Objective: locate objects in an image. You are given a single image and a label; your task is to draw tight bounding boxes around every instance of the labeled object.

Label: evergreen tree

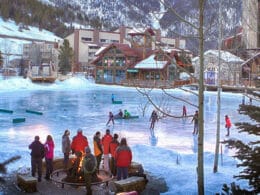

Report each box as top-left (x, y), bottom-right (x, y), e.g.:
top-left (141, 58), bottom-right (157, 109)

top-left (58, 39), bottom-right (74, 75)
top-left (222, 91), bottom-right (260, 193)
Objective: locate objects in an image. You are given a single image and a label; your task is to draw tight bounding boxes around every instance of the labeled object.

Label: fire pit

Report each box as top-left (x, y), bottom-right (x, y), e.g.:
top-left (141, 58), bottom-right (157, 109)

top-left (51, 169), bottom-right (113, 188)
top-left (50, 152), bottom-right (113, 188)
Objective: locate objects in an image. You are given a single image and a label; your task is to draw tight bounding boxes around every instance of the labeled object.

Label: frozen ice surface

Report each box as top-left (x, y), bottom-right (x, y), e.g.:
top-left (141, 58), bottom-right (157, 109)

top-left (0, 76), bottom-right (257, 194)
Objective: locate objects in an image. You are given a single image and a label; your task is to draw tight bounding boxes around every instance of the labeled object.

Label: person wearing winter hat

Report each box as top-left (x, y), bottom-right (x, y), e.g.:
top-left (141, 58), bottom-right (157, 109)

top-left (101, 129), bottom-right (112, 173)
top-left (93, 131), bottom-right (103, 173)
top-left (82, 146), bottom-right (97, 195)
top-left (71, 128), bottom-right (88, 154)
top-left (225, 115), bottom-right (232, 136)
top-left (109, 133), bottom-right (119, 176)
top-left (62, 129), bottom-right (71, 169)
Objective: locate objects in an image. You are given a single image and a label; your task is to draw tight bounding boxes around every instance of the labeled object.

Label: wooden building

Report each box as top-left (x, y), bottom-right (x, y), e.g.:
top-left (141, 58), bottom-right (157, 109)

top-left (192, 50), bottom-right (244, 86)
top-left (91, 28), bottom-right (193, 88)
top-left (241, 52), bottom-right (260, 87)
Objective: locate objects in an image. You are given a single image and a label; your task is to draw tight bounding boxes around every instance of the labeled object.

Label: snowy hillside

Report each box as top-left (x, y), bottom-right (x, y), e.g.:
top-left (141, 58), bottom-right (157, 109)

top-left (0, 17), bottom-right (61, 60)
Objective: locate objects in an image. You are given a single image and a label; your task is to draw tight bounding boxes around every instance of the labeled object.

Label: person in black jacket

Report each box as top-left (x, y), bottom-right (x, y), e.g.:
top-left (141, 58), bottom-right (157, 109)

top-left (29, 135), bottom-right (45, 182)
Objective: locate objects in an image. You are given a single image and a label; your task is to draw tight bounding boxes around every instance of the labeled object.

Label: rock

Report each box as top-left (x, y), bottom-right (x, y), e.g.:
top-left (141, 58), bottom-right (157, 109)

top-left (140, 172), bottom-right (168, 195)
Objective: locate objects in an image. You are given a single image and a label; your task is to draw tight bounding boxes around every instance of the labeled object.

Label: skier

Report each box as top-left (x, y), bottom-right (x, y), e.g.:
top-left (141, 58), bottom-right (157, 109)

top-left (106, 111), bottom-right (114, 126)
top-left (150, 110), bottom-right (158, 136)
top-left (191, 111), bottom-right (199, 135)
top-left (182, 105), bottom-right (187, 117)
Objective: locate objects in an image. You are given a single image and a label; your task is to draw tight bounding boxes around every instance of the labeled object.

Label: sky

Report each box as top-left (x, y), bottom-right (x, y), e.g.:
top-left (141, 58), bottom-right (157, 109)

top-left (0, 76), bottom-right (257, 195)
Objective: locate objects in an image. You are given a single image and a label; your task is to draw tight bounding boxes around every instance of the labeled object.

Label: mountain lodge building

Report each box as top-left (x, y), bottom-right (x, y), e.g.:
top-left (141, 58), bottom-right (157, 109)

top-left (91, 28), bottom-right (193, 88)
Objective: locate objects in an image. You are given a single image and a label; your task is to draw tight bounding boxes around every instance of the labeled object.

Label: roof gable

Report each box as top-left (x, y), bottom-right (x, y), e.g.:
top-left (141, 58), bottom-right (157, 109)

top-left (135, 54), bottom-right (168, 69)
top-left (192, 50), bottom-right (244, 63)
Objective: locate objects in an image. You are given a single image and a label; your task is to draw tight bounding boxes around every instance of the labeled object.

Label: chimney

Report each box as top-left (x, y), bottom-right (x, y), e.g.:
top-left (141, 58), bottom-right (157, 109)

top-left (119, 26), bottom-right (126, 43)
top-left (93, 29), bottom-right (99, 44)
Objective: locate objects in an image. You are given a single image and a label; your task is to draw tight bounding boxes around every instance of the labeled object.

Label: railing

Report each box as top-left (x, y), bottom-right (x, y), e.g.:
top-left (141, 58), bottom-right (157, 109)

top-left (120, 79), bottom-right (193, 89)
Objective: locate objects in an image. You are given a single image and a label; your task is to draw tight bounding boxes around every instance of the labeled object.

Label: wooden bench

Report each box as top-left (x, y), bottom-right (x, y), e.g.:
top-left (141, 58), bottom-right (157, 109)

top-left (17, 175), bottom-right (37, 193)
top-left (114, 176), bottom-right (146, 193)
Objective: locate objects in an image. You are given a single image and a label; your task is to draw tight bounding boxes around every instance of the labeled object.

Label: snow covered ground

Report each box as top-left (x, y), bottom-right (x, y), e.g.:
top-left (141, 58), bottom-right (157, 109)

top-left (0, 76), bottom-right (257, 194)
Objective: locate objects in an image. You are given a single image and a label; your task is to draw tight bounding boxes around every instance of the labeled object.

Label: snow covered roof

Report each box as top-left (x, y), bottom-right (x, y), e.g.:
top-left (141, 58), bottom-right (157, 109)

top-left (205, 50), bottom-right (244, 63)
top-left (135, 54), bottom-right (168, 69)
top-left (192, 50), bottom-right (244, 63)
top-left (128, 28), bottom-right (155, 36)
top-left (95, 46), bottom-right (106, 56)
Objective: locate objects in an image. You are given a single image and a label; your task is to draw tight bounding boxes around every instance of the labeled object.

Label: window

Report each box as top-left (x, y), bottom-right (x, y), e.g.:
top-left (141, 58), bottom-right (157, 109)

top-left (88, 52), bottom-right (95, 57)
top-left (89, 46), bottom-right (99, 49)
top-left (100, 39), bottom-right (108, 43)
top-left (115, 70), bottom-right (125, 83)
top-left (81, 37), bottom-right (92, 42)
top-left (111, 40), bottom-right (119, 43)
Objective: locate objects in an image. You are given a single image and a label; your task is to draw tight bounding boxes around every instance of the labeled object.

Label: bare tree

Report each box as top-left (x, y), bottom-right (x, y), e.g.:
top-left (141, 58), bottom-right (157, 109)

top-left (124, 0), bottom-right (206, 193)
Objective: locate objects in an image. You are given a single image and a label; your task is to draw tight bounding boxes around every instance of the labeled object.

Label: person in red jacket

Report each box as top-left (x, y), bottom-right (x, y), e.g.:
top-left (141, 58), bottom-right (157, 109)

top-left (115, 137), bottom-right (132, 180)
top-left (109, 133), bottom-right (119, 176)
top-left (102, 129), bottom-right (113, 173)
top-left (71, 129), bottom-right (88, 154)
top-left (225, 115), bottom-right (232, 136)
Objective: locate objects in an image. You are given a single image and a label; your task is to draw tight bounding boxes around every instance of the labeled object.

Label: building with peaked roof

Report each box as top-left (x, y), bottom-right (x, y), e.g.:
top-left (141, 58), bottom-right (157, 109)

top-left (91, 28), bottom-right (193, 88)
top-left (192, 50), bottom-right (244, 86)
top-left (64, 26), bottom-right (186, 75)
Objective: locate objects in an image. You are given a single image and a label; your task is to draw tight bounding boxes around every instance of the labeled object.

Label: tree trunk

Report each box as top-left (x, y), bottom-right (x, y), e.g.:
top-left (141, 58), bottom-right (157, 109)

top-left (213, 0), bottom-right (222, 173)
top-left (198, 0), bottom-right (205, 194)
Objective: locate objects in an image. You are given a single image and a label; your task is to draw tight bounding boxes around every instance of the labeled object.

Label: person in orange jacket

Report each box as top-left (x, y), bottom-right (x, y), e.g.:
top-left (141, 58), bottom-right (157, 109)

top-left (115, 137), bottom-right (132, 180)
top-left (101, 129), bottom-right (113, 173)
top-left (71, 129), bottom-right (88, 154)
top-left (225, 115), bottom-right (232, 136)
top-left (93, 131), bottom-right (103, 173)
top-left (109, 133), bottom-right (119, 176)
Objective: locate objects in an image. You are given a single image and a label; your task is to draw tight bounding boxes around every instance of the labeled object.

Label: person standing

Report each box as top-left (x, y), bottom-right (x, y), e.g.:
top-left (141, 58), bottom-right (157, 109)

top-left (102, 129), bottom-right (113, 173)
top-left (150, 110), bottom-right (158, 130)
top-left (29, 135), bottom-right (45, 182)
top-left (106, 111), bottom-right (114, 126)
top-left (115, 138), bottom-right (132, 180)
top-left (62, 129), bottom-right (71, 170)
top-left (111, 94), bottom-right (115, 102)
top-left (109, 133), bottom-right (119, 176)
top-left (182, 105), bottom-right (187, 117)
top-left (44, 135), bottom-right (54, 180)
top-left (82, 146), bottom-right (97, 195)
top-left (191, 110), bottom-right (199, 135)
top-left (71, 129), bottom-right (89, 154)
top-left (93, 131), bottom-right (103, 173)
top-left (225, 115), bottom-right (232, 136)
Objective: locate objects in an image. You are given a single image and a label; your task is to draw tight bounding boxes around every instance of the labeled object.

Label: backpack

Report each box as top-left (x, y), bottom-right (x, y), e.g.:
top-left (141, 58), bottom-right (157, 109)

top-left (83, 154), bottom-right (97, 173)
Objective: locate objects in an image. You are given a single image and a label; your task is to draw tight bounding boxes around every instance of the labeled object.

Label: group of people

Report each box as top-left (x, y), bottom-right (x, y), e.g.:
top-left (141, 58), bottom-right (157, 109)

top-left (29, 128), bottom-right (132, 195)
top-left (28, 135), bottom-right (54, 182)
top-left (106, 109), bottom-right (132, 126)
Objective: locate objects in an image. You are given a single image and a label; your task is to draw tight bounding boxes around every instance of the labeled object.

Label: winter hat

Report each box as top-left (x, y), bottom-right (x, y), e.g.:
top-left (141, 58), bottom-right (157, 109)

top-left (77, 128), bottom-right (83, 133)
top-left (113, 133), bottom-right (118, 139)
top-left (65, 130), bottom-right (70, 135)
top-left (85, 146), bottom-right (91, 153)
